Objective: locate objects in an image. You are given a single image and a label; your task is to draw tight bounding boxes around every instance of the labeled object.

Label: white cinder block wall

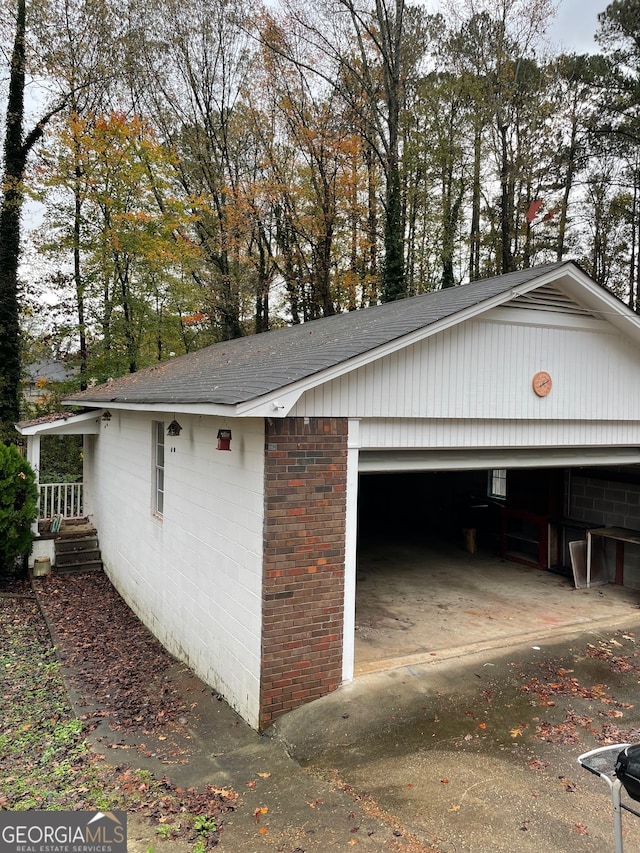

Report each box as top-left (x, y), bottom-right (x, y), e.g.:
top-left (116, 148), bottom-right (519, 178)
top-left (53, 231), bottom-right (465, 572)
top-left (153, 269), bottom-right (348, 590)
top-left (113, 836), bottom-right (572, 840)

top-left (85, 411), bottom-right (265, 726)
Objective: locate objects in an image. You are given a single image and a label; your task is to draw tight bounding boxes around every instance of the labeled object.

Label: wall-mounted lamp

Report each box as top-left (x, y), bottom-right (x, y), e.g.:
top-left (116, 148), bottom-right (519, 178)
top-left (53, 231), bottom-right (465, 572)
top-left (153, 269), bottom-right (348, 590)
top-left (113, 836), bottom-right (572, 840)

top-left (167, 419), bottom-right (183, 437)
top-left (217, 428), bottom-right (232, 451)
top-left (102, 410), bottom-right (112, 422)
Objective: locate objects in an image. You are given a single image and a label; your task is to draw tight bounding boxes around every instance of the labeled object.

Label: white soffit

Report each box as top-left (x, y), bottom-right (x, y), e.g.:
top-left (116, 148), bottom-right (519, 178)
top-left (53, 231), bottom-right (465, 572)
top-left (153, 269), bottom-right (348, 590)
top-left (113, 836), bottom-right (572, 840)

top-left (358, 448), bottom-right (640, 473)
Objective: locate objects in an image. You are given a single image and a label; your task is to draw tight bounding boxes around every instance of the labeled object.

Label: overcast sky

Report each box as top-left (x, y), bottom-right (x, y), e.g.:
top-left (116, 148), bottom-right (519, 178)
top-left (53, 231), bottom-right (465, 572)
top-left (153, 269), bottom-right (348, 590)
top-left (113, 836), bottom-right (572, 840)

top-left (548, 0), bottom-right (605, 54)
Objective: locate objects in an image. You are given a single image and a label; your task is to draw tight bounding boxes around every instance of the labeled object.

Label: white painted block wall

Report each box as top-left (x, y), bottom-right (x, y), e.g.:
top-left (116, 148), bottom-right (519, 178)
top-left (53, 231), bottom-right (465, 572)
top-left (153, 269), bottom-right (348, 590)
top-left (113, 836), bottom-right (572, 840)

top-left (84, 411), bottom-right (265, 727)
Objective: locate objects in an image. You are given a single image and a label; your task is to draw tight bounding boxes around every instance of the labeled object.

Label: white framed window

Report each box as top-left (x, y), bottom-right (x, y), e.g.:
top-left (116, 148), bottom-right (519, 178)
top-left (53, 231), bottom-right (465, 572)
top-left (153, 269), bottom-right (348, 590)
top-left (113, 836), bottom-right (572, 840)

top-left (488, 468), bottom-right (507, 500)
top-left (153, 421), bottom-right (165, 516)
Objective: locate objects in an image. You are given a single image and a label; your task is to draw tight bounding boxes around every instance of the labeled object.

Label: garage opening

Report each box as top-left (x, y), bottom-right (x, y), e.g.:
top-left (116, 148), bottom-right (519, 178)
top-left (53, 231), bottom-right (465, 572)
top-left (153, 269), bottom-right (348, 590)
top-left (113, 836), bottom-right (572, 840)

top-left (354, 466), bottom-right (640, 674)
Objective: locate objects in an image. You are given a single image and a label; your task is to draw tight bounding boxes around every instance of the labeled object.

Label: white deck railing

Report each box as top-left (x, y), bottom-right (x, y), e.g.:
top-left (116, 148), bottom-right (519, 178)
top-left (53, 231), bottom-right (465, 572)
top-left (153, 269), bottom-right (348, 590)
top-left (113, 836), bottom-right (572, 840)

top-left (39, 483), bottom-right (84, 520)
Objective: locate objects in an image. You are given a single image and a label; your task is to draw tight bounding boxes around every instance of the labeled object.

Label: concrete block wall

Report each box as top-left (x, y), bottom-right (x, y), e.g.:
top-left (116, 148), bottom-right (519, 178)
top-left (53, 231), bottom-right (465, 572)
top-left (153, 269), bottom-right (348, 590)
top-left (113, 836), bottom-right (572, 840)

top-left (260, 417), bottom-right (348, 729)
top-left (569, 472), bottom-right (640, 589)
top-left (87, 411), bottom-right (265, 727)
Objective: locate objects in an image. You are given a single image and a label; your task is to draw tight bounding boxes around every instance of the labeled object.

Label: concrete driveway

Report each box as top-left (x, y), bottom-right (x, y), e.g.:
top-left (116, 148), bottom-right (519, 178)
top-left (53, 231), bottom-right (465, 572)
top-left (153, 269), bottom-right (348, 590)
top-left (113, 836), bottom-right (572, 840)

top-left (274, 617), bottom-right (640, 853)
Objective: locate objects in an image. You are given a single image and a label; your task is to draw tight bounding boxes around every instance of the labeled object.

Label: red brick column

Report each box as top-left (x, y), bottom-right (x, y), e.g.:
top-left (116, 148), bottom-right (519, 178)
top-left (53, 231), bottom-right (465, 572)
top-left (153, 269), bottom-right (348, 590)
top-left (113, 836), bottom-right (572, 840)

top-left (260, 417), bottom-right (348, 729)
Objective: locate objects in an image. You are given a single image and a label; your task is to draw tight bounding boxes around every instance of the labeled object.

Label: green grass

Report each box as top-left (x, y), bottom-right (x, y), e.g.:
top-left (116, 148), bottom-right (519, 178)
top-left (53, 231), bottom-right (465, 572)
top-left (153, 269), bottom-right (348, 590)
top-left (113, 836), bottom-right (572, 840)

top-left (0, 594), bottom-right (229, 849)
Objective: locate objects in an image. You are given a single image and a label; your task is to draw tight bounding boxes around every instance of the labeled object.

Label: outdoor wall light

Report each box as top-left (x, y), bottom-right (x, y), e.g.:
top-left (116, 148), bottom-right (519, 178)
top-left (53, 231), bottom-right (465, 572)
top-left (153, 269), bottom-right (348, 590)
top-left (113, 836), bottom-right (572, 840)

top-left (101, 410), bottom-right (112, 422)
top-left (217, 428), bottom-right (232, 451)
top-left (167, 419), bottom-right (183, 437)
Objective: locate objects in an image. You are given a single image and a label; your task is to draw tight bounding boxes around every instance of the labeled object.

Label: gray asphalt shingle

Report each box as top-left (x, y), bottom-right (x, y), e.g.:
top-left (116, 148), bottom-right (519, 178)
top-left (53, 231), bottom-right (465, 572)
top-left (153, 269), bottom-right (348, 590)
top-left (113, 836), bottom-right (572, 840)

top-left (66, 262), bottom-right (568, 407)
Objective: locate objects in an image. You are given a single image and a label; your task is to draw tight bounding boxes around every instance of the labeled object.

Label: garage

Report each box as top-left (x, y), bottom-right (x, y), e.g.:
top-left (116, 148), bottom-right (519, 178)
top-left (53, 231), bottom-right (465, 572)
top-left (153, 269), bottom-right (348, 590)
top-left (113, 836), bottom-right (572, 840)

top-left (28, 259), bottom-right (640, 728)
top-left (354, 462), bottom-right (640, 674)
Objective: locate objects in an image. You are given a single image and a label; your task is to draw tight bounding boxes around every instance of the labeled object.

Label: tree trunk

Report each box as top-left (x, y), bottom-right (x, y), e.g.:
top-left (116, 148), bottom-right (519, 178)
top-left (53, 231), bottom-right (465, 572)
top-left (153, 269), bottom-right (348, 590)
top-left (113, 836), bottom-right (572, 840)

top-left (0, 0), bottom-right (28, 436)
top-left (556, 118), bottom-right (578, 262)
top-left (378, 0), bottom-right (405, 302)
top-left (469, 127), bottom-right (482, 281)
top-left (73, 161), bottom-right (88, 389)
top-left (499, 122), bottom-right (513, 274)
top-left (0, 0), bottom-right (67, 435)
top-left (366, 146), bottom-right (379, 305)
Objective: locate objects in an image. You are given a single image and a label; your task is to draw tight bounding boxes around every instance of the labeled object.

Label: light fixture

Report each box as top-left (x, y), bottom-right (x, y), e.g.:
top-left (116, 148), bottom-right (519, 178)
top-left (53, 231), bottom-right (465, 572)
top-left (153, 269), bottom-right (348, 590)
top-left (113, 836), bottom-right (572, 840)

top-left (167, 419), bottom-right (182, 437)
top-left (102, 410), bottom-right (112, 422)
top-left (217, 428), bottom-right (232, 451)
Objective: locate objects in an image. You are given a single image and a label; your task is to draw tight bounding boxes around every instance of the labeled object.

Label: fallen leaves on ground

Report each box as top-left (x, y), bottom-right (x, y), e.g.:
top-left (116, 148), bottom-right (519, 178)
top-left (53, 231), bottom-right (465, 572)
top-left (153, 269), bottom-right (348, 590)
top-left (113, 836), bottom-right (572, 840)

top-left (519, 639), bottom-right (640, 747)
top-left (35, 573), bottom-right (187, 734)
top-left (0, 575), bottom-right (237, 850)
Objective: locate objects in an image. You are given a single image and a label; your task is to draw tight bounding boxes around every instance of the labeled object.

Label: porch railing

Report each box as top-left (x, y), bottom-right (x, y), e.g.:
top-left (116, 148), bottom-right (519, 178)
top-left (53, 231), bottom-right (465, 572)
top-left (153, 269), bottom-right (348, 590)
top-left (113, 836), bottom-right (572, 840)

top-left (38, 483), bottom-right (85, 520)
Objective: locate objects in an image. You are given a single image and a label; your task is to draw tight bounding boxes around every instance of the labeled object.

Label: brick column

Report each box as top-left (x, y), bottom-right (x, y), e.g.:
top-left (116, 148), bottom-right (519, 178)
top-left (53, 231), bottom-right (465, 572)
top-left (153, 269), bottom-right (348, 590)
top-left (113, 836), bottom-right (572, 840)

top-left (260, 417), bottom-right (348, 729)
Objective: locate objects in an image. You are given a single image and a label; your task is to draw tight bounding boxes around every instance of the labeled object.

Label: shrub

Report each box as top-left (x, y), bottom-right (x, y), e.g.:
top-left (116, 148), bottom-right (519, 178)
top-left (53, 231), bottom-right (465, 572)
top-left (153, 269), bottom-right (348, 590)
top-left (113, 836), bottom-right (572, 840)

top-left (0, 443), bottom-right (39, 575)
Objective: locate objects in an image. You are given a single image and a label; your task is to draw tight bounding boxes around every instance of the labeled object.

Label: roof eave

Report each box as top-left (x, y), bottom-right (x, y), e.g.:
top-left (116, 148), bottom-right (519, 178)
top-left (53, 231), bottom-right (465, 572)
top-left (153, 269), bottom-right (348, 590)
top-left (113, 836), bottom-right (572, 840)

top-left (61, 399), bottom-right (242, 417)
top-left (16, 409), bottom-right (103, 436)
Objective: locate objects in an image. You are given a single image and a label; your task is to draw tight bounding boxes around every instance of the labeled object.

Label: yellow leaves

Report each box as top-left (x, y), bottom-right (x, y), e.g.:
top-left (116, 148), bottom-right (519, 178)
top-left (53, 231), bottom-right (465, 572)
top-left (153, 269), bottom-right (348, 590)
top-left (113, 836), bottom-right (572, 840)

top-left (253, 806), bottom-right (269, 823)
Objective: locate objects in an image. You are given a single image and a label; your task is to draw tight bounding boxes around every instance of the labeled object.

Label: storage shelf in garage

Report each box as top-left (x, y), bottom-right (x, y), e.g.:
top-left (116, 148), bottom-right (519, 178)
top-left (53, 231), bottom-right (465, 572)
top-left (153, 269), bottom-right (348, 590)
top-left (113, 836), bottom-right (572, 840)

top-left (500, 509), bottom-right (549, 569)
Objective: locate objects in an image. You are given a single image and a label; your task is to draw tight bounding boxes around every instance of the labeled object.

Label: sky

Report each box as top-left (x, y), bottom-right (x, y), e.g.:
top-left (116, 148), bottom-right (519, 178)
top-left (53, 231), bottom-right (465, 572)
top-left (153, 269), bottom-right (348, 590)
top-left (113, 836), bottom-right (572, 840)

top-left (548, 0), bottom-right (605, 54)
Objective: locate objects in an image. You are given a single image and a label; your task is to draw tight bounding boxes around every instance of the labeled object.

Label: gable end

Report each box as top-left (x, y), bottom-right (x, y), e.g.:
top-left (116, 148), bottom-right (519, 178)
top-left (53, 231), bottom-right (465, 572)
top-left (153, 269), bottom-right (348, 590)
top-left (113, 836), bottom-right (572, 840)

top-left (511, 284), bottom-right (593, 316)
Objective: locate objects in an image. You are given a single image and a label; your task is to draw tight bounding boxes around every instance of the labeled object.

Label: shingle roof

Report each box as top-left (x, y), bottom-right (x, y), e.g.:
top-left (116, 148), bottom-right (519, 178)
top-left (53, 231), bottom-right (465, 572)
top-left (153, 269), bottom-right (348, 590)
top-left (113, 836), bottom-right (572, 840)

top-left (66, 263), bottom-right (568, 406)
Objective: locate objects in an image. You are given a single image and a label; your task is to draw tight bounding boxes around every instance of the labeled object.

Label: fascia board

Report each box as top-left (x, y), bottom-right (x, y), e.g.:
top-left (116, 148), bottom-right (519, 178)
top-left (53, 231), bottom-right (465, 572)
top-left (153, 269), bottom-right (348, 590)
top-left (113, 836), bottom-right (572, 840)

top-left (61, 400), bottom-right (240, 418)
top-left (16, 411), bottom-right (102, 436)
top-left (557, 267), bottom-right (640, 341)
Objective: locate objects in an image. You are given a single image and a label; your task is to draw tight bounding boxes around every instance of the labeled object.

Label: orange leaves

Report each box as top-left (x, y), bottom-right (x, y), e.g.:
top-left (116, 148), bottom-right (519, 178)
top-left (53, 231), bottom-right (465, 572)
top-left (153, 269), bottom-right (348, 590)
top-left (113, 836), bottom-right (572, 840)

top-left (181, 312), bottom-right (209, 326)
top-left (253, 806), bottom-right (269, 836)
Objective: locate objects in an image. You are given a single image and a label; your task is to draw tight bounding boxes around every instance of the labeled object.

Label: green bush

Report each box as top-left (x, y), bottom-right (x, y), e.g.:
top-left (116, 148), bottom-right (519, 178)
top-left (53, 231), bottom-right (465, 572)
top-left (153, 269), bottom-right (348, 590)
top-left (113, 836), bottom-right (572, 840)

top-left (0, 444), bottom-right (38, 575)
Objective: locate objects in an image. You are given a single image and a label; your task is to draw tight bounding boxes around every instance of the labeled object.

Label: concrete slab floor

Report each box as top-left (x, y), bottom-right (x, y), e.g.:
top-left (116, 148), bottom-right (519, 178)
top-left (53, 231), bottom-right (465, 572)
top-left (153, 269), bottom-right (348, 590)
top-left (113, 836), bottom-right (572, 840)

top-left (355, 538), bottom-right (640, 674)
top-left (273, 624), bottom-right (640, 853)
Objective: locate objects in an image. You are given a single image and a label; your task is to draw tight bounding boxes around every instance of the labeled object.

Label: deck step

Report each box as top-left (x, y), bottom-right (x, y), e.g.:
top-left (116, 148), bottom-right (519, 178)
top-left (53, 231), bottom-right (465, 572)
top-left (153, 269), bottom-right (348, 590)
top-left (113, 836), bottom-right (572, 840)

top-left (55, 560), bottom-right (104, 574)
top-left (54, 529), bottom-right (103, 574)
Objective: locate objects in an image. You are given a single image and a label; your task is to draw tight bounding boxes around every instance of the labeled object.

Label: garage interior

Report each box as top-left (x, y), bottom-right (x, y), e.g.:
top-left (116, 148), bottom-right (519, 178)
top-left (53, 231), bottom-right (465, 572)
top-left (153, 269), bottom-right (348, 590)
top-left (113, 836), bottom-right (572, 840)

top-left (354, 466), bottom-right (640, 674)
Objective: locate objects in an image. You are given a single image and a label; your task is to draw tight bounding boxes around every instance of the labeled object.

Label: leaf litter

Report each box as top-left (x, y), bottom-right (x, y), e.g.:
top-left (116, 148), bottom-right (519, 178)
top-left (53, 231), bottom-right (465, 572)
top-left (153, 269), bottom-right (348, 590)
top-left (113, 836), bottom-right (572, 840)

top-left (520, 634), bottom-right (640, 747)
top-left (0, 573), bottom-right (237, 849)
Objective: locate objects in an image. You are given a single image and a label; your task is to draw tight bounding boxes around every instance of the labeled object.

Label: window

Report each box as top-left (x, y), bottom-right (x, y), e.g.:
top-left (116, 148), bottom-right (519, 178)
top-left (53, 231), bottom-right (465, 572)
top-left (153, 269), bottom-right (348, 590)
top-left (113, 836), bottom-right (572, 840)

top-left (153, 421), bottom-right (165, 516)
top-left (488, 468), bottom-right (507, 500)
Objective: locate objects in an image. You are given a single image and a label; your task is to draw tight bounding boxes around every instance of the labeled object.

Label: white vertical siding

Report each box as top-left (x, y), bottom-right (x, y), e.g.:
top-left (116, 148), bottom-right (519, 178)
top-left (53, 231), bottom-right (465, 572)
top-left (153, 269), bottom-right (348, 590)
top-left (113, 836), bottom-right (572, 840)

top-left (87, 411), bottom-right (265, 727)
top-left (291, 313), bottom-right (640, 424)
top-left (359, 419), bottom-right (640, 450)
